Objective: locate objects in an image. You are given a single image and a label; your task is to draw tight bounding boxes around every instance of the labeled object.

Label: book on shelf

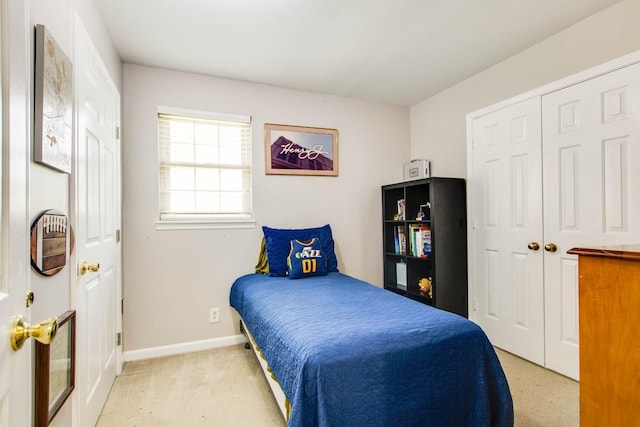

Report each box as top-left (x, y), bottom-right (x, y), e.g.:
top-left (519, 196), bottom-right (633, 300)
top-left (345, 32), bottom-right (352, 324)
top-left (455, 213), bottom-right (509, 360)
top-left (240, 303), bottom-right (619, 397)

top-left (394, 226), bottom-right (399, 253)
top-left (420, 225), bottom-right (431, 257)
top-left (394, 225), bottom-right (407, 255)
top-left (408, 224), bottom-right (417, 256)
top-left (398, 227), bottom-right (407, 254)
top-left (409, 224), bottom-right (431, 257)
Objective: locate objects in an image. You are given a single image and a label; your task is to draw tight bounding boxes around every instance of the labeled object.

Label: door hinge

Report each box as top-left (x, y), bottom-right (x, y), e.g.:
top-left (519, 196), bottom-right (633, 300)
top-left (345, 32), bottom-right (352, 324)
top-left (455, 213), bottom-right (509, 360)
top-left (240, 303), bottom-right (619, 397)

top-left (116, 229), bottom-right (121, 242)
top-left (116, 332), bottom-right (122, 346)
top-left (115, 126), bottom-right (120, 140)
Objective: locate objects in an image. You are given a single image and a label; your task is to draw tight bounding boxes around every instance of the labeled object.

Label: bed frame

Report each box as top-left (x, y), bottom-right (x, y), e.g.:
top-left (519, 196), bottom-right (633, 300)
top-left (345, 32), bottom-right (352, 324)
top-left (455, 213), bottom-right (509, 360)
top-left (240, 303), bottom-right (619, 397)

top-left (240, 320), bottom-right (289, 421)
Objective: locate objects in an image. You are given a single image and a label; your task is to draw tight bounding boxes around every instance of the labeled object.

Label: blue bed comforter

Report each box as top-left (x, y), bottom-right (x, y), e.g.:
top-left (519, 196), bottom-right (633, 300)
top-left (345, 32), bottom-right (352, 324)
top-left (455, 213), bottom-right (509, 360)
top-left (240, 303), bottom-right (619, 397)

top-left (230, 272), bottom-right (513, 427)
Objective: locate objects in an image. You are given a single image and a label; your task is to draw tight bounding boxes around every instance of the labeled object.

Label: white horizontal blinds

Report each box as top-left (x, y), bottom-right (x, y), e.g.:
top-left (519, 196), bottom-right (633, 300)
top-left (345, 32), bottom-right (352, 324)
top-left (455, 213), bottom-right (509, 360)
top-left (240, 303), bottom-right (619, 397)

top-left (158, 110), bottom-right (252, 220)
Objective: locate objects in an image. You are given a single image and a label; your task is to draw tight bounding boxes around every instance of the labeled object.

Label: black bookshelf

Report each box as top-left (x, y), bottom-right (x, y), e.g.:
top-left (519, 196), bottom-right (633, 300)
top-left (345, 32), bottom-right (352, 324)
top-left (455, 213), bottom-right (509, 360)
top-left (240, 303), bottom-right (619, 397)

top-left (382, 178), bottom-right (468, 317)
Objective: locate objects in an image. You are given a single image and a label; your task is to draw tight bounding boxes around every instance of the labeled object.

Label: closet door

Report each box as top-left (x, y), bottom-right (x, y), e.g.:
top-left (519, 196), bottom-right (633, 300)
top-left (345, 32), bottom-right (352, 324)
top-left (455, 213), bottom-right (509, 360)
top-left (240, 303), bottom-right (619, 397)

top-left (470, 97), bottom-right (544, 365)
top-left (542, 61), bottom-right (640, 380)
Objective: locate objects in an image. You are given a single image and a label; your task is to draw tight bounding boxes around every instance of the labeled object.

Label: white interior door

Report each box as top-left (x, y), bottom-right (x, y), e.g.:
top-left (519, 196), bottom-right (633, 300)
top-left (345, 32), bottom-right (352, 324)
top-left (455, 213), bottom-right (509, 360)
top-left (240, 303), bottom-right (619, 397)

top-left (470, 97), bottom-right (545, 365)
top-left (1, 2), bottom-right (31, 424)
top-left (73, 17), bottom-right (122, 427)
top-left (541, 61), bottom-right (640, 380)
top-left (0, 157), bottom-right (30, 427)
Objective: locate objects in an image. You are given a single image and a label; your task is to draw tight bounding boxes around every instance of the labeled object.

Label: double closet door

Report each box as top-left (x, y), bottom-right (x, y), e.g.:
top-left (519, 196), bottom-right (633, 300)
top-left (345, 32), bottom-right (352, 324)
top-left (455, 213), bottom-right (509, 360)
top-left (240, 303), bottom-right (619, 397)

top-left (469, 60), bottom-right (640, 380)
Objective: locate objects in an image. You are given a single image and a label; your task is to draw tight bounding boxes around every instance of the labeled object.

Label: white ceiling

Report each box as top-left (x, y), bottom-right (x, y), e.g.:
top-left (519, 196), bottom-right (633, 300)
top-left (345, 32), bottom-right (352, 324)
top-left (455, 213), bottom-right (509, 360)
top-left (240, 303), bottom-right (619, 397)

top-left (96, 0), bottom-right (621, 107)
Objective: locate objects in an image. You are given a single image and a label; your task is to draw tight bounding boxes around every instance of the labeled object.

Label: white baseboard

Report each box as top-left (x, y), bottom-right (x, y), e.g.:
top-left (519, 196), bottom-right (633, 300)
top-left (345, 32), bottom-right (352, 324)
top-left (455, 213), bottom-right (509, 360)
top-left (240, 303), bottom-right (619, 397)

top-left (123, 334), bottom-right (247, 362)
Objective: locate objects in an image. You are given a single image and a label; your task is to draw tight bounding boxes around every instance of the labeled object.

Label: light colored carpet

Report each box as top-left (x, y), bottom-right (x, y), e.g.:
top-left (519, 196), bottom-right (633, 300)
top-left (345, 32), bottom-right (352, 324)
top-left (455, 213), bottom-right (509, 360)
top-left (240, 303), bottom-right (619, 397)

top-left (96, 345), bottom-right (283, 427)
top-left (97, 344), bottom-right (578, 426)
top-left (495, 348), bottom-right (579, 426)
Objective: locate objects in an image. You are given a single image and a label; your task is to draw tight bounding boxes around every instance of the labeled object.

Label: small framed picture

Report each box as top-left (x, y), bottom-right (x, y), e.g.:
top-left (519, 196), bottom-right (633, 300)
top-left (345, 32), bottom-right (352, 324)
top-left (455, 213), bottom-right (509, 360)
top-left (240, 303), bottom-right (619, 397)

top-left (35, 310), bottom-right (76, 426)
top-left (397, 199), bottom-right (406, 221)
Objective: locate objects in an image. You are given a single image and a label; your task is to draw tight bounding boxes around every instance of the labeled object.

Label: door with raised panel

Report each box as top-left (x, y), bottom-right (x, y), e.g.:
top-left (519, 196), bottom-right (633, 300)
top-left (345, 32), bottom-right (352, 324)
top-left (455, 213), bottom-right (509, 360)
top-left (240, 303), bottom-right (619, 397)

top-left (541, 60), bottom-right (640, 380)
top-left (0, 0), bottom-right (33, 427)
top-left (73, 18), bottom-right (122, 427)
top-left (0, 4), bottom-right (30, 424)
top-left (470, 97), bottom-right (545, 365)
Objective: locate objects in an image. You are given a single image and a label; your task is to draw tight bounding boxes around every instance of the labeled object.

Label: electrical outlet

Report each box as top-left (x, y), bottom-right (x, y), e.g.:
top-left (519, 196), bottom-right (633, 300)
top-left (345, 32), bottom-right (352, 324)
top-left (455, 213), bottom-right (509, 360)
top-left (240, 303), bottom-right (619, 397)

top-left (209, 307), bottom-right (220, 323)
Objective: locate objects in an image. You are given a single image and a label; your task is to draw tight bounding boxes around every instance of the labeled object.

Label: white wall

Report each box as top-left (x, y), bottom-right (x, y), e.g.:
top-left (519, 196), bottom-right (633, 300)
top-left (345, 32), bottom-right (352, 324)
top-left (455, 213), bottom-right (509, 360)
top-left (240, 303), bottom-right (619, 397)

top-left (121, 64), bottom-right (409, 352)
top-left (410, 0), bottom-right (640, 178)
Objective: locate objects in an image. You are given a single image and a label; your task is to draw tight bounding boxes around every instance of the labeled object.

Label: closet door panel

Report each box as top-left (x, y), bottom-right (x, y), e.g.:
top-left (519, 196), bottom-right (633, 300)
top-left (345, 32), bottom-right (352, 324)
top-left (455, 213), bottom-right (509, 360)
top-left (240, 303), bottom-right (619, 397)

top-left (542, 60), bottom-right (640, 380)
top-left (470, 97), bottom-right (544, 365)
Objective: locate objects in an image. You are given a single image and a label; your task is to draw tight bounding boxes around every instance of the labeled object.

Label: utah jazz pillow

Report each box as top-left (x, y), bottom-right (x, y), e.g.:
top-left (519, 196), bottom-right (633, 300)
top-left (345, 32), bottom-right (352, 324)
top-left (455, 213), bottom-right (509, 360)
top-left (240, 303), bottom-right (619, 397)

top-left (262, 225), bottom-right (339, 277)
top-left (287, 238), bottom-right (328, 279)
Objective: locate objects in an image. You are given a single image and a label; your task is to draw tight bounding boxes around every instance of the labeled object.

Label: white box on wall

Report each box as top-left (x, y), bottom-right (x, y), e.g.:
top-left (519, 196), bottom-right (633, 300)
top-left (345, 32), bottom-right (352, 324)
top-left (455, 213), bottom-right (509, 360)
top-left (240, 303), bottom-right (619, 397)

top-left (403, 159), bottom-right (430, 181)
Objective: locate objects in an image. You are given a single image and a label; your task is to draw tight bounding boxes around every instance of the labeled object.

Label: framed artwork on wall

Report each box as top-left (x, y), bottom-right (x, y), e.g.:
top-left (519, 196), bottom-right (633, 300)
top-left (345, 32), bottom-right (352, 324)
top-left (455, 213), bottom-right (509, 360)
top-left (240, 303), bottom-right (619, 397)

top-left (34, 24), bottom-right (73, 173)
top-left (30, 209), bottom-right (74, 276)
top-left (35, 310), bottom-right (76, 426)
top-left (264, 123), bottom-right (338, 176)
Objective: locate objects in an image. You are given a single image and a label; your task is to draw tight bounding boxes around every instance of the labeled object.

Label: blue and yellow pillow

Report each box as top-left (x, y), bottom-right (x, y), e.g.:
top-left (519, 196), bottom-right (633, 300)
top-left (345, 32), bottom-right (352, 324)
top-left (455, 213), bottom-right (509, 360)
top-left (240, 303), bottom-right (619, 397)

top-left (287, 238), bottom-right (328, 279)
top-left (262, 224), bottom-right (338, 277)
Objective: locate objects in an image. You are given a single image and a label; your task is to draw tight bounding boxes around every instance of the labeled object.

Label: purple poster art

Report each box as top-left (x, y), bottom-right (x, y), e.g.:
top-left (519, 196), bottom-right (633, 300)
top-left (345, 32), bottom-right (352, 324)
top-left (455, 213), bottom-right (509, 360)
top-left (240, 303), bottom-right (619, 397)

top-left (265, 124), bottom-right (338, 176)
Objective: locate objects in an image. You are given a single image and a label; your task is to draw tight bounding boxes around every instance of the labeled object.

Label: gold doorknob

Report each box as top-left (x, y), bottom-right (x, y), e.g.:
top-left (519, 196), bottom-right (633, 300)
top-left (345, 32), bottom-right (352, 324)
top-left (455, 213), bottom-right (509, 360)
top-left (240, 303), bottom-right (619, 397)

top-left (544, 243), bottom-right (558, 253)
top-left (527, 242), bottom-right (540, 251)
top-left (10, 316), bottom-right (58, 351)
top-left (80, 261), bottom-right (100, 275)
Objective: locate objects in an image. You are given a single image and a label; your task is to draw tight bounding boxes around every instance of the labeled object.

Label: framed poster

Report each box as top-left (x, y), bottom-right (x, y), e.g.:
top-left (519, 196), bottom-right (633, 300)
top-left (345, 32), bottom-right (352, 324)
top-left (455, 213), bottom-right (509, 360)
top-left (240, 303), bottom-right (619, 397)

top-left (35, 310), bottom-right (76, 426)
top-left (264, 123), bottom-right (338, 176)
top-left (34, 24), bottom-right (73, 173)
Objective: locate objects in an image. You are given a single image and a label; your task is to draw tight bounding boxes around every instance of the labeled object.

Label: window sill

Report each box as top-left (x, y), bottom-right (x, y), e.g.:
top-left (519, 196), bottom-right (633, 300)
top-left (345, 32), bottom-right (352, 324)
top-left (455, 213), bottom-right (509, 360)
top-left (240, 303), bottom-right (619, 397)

top-left (155, 218), bottom-right (256, 230)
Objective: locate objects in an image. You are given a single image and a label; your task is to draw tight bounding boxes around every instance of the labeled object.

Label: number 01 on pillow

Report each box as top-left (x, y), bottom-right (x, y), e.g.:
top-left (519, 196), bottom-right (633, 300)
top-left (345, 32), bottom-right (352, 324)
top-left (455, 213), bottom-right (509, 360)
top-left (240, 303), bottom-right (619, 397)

top-left (287, 238), bottom-right (328, 279)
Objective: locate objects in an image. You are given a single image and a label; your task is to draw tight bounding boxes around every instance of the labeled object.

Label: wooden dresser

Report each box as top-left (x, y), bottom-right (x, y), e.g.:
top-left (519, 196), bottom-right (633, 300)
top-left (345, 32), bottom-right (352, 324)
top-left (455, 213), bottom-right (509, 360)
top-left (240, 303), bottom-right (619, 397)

top-left (568, 245), bottom-right (640, 426)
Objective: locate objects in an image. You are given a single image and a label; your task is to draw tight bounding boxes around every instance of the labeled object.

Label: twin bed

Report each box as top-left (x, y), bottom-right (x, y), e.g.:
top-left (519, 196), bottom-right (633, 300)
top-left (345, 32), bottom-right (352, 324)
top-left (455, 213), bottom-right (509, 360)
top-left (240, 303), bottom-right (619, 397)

top-left (229, 225), bottom-right (513, 427)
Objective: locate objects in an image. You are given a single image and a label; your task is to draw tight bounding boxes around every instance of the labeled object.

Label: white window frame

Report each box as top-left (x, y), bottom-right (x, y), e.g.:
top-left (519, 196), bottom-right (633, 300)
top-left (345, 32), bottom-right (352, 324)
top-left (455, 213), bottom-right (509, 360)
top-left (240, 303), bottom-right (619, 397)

top-left (155, 106), bottom-right (255, 230)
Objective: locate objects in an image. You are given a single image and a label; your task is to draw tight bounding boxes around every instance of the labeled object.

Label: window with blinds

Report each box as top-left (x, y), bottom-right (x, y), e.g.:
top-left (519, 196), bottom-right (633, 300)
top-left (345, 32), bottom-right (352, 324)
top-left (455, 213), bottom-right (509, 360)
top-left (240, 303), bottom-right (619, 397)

top-left (157, 108), bottom-right (252, 226)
